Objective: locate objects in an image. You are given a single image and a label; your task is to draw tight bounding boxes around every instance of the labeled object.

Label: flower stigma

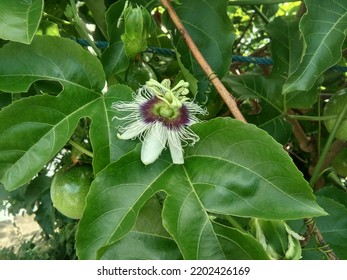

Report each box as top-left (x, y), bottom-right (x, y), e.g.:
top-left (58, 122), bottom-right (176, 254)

top-left (112, 78), bottom-right (207, 165)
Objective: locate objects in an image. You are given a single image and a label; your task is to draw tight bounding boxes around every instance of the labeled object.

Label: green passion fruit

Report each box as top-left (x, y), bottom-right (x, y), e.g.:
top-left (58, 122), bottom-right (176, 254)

top-left (323, 91), bottom-right (347, 141)
top-left (50, 165), bottom-right (93, 219)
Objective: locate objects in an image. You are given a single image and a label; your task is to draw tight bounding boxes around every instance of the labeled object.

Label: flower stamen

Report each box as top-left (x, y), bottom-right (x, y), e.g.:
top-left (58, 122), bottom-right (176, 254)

top-left (112, 78), bottom-right (208, 164)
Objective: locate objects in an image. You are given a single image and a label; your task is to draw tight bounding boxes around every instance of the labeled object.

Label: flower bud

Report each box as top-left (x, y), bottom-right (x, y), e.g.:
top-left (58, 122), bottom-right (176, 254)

top-left (121, 4), bottom-right (154, 58)
top-left (250, 218), bottom-right (304, 260)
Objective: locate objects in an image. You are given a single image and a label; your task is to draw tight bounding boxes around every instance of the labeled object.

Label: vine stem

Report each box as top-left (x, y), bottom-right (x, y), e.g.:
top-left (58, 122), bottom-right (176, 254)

top-left (160, 0), bottom-right (247, 123)
top-left (309, 102), bottom-right (347, 187)
top-left (43, 12), bottom-right (72, 25)
top-left (68, 140), bottom-right (93, 158)
top-left (300, 103), bottom-right (347, 260)
top-left (69, 0), bottom-right (102, 58)
top-left (286, 110), bottom-right (314, 153)
top-left (224, 215), bottom-right (246, 233)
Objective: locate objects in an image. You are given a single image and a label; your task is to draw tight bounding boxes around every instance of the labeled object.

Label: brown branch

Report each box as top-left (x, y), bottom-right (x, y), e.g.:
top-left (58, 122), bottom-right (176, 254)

top-left (160, 0), bottom-right (247, 123)
top-left (285, 110), bottom-right (314, 153)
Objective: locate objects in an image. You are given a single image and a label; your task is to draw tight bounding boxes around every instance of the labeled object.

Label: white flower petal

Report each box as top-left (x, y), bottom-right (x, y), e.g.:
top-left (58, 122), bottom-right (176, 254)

top-left (118, 120), bottom-right (148, 139)
top-left (167, 130), bottom-right (184, 164)
top-left (141, 124), bottom-right (168, 165)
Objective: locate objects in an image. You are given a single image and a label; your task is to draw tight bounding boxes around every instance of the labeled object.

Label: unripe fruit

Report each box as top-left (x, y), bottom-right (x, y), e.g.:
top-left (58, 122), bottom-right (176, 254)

top-left (50, 165), bottom-right (93, 219)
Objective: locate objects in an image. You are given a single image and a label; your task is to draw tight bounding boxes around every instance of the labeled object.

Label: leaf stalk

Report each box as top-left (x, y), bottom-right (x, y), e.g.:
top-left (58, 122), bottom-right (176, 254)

top-left (69, 0), bottom-right (102, 58)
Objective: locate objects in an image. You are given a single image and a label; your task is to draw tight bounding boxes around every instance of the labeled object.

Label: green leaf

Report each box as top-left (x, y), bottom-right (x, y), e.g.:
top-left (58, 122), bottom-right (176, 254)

top-left (76, 118), bottom-right (325, 259)
top-left (24, 174), bottom-right (51, 215)
top-left (101, 197), bottom-right (182, 260)
top-left (0, 184), bottom-right (9, 211)
top-left (0, 36), bottom-right (105, 93)
top-left (76, 147), bottom-right (172, 259)
top-left (0, 36), bottom-right (103, 189)
top-left (165, 0), bottom-right (235, 99)
top-left (34, 191), bottom-right (55, 235)
top-left (0, 85), bottom-right (136, 190)
top-left (0, 92), bottom-right (97, 191)
top-left (0, 92), bottom-right (12, 109)
top-left (314, 195), bottom-right (347, 259)
top-left (100, 231), bottom-right (182, 260)
top-left (101, 42), bottom-right (129, 79)
top-left (283, 0), bottom-right (347, 94)
top-left (89, 85), bottom-right (137, 174)
top-left (223, 74), bottom-right (292, 143)
top-left (316, 186), bottom-right (347, 208)
top-left (267, 17), bottom-right (302, 78)
top-left (185, 118), bottom-right (325, 218)
top-left (0, 0), bottom-right (43, 44)
top-left (266, 16), bottom-right (319, 108)
top-left (0, 36), bottom-right (135, 190)
top-left (85, 0), bottom-right (107, 39)
top-left (213, 222), bottom-right (269, 259)
top-left (133, 195), bottom-right (171, 237)
top-left (105, 1), bottom-right (126, 44)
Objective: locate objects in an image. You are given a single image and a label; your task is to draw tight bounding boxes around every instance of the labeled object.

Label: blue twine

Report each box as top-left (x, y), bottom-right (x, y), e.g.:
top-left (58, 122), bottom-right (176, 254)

top-left (73, 38), bottom-right (347, 72)
top-left (231, 55), bottom-right (272, 65)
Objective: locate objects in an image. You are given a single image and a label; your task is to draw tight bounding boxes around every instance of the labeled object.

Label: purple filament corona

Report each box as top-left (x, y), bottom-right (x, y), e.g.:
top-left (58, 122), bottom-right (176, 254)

top-left (140, 96), bottom-right (190, 130)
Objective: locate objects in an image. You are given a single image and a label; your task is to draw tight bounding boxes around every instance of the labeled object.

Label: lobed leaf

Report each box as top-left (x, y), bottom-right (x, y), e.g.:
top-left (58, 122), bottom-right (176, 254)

top-left (0, 36), bottom-right (135, 190)
top-left (0, 36), bottom-right (105, 93)
top-left (76, 118), bottom-right (325, 259)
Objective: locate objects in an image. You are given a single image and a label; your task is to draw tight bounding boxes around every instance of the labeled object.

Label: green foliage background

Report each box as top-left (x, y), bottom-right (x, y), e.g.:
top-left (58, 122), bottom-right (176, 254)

top-left (0, 0), bottom-right (346, 260)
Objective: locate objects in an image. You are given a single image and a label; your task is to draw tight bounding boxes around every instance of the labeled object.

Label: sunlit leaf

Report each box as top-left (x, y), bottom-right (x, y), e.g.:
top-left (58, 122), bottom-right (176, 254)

top-left (0, 0), bottom-right (43, 44)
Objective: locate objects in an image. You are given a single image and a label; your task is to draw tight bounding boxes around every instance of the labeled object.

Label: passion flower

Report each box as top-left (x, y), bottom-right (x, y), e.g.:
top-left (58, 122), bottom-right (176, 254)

top-left (112, 79), bottom-right (207, 165)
